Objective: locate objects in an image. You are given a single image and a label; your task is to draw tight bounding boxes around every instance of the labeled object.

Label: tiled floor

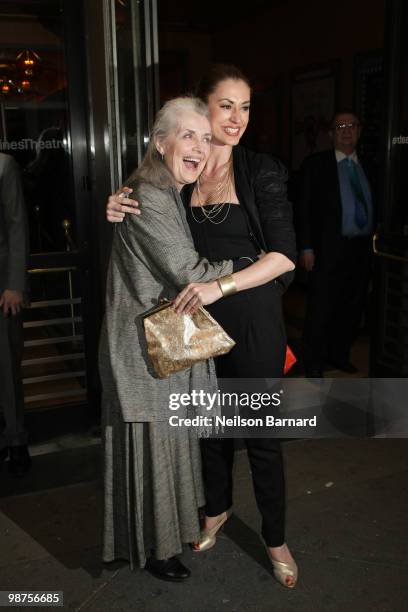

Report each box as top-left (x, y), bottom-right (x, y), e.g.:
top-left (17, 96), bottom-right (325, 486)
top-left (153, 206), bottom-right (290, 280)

top-left (1, 439), bottom-right (407, 611)
top-left (28, 432), bottom-right (101, 459)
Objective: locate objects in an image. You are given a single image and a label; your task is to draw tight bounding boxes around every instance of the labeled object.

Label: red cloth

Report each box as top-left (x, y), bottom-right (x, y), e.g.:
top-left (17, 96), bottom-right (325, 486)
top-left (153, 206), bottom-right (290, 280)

top-left (284, 345), bottom-right (297, 374)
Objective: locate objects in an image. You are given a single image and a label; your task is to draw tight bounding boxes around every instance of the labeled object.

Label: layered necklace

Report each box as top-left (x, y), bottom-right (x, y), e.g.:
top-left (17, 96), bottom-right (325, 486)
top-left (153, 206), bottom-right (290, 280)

top-left (191, 155), bottom-right (234, 224)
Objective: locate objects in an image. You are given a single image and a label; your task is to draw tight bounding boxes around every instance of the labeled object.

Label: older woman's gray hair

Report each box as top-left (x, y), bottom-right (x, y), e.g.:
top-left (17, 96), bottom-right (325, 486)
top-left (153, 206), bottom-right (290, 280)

top-left (128, 96), bottom-right (209, 189)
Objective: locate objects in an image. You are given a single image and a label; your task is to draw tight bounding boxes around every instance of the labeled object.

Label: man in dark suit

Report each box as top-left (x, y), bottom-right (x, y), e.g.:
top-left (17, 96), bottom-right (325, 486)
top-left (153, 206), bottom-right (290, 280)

top-left (295, 110), bottom-right (374, 377)
top-left (0, 152), bottom-right (31, 475)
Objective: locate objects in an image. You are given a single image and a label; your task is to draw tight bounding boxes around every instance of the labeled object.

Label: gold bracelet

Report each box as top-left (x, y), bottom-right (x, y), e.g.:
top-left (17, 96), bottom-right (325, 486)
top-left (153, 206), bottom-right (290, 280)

top-left (217, 274), bottom-right (237, 297)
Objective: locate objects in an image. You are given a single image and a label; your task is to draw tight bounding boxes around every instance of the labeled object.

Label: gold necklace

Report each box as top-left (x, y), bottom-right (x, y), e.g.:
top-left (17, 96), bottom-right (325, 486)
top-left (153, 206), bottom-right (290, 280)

top-left (191, 156), bottom-right (233, 225)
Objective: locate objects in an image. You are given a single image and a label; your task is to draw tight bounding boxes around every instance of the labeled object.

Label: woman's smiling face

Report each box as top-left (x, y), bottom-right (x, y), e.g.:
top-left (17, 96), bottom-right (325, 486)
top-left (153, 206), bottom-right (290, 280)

top-left (206, 78), bottom-right (251, 146)
top-left (157, 110), bottom-right (212, 190)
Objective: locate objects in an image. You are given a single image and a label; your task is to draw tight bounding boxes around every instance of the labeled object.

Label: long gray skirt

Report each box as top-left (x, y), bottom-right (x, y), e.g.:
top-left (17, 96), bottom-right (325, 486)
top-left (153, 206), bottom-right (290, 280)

top-left (102, 400), bottom-right (205, 569)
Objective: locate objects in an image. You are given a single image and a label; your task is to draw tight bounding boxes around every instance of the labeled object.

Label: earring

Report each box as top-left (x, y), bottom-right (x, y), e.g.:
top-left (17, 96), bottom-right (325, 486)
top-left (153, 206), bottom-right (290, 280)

top-left (161, 153), bottom-right (164, 161)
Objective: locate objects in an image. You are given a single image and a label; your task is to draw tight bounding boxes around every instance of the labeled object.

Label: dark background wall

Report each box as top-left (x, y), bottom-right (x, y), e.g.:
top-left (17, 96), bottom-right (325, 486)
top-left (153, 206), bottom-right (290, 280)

top-left (158, 0), bottom-right (386, 164)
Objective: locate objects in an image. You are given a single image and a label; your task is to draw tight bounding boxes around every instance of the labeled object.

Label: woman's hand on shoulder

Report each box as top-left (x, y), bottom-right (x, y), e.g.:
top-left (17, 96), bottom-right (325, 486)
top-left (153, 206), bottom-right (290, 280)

top-left (106, 187), bottom-right (141, 223)
top-left (173, 281), bottom-right (223, 314)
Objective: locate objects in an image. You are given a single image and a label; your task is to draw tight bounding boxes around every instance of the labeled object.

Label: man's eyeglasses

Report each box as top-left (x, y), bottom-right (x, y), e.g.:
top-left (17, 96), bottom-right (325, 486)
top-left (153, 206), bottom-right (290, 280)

top-left (333, 122), bottom-right (360, 131)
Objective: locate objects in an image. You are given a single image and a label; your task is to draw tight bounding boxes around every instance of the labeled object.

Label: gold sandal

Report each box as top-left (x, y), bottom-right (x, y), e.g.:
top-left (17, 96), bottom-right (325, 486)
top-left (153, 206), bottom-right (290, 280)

top-left (192, 509), bottom-right (232, 552)
top-left (263, 540), bottom-right (298, 588)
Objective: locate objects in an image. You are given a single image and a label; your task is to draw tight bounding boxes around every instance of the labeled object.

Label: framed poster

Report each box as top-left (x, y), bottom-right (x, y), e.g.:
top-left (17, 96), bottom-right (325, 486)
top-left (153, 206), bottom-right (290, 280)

top-left (291, 62), bottom-right (339, 170)
top-left (353, 50), bottom-right (384, 165)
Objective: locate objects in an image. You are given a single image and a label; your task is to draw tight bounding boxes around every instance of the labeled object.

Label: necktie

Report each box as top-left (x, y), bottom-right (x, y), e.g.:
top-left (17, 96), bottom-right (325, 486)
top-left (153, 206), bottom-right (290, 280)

top-left (345, 157), bottom-right (368, 229)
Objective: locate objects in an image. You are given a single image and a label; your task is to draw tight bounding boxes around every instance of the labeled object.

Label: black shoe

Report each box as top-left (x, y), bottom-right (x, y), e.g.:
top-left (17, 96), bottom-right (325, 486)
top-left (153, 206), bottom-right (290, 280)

top-left (9, 445), bottom-right (31, 477)
top-left (0, 447), bottom-right (8, 462)
top-left (144, 556), bottom-right (191, 582)
top-left (330, 361), bottom-right (358, 374)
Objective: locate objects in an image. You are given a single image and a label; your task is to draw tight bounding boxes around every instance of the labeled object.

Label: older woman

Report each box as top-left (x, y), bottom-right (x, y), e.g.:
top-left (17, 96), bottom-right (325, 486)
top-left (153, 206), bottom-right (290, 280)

top-left (99, 96), bottom-right (234, 582)
top-left (105, 65), bottom-right (298, 588)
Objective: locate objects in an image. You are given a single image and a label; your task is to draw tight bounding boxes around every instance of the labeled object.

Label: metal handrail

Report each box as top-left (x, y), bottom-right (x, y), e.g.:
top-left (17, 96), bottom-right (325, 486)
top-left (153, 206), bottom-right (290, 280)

top-left (24, 389), bottom-right (86, 403)
top-left (29, 298), bottom-right (81, 308)
top-left (23, 317), bottom-right (82, 328)
top-left (22, 353), bottom-right (84, 366)
top-left (23, 370), bottom-right (86, 385)
top-left (28, 266), bottom-right (77, 274)
top-left (24, 335), bottom-right (83, 347)
top-left (22, 257), bottom-right (86, 406)
top-left (372, 232), bottom-right (408, 263)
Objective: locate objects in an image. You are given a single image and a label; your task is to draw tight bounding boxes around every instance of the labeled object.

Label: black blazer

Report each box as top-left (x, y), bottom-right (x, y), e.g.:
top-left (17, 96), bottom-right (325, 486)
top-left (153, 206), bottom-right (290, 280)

top-left (294, 149), bottom-right (375, 254)
top-left (182, 145), bottom-right (297, 293)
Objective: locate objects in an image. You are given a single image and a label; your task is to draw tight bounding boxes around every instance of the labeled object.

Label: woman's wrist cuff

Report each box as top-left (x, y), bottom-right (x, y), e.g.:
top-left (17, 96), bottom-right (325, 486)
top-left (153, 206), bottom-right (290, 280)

top-left (217, 274), bottom-right (237, 297)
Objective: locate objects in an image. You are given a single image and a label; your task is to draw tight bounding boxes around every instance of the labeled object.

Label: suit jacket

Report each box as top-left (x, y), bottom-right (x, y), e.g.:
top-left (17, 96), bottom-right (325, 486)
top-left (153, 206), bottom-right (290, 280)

top-left (295, 149), bottom-right (375, 255)
top-left (0, 153), bottom-right (28, 294)
top-left (183, 145), bottom-right (297, 293)
top-left (99, 180), bottom-right (233, 423)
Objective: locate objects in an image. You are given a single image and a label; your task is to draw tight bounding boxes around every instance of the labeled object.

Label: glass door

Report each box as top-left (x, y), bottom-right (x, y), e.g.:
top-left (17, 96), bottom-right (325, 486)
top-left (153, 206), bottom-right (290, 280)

top-left (0, 0), bottom-right (93, 413)
top-left (0, 0), bottom-right (159, 423)
top-left (371, 0), bottom-right (408, 376)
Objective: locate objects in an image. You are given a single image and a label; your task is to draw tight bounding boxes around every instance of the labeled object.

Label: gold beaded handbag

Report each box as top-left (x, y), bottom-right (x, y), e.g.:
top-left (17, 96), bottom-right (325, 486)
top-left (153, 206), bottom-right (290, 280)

top-left (141, 299), bottom-right (235, 378)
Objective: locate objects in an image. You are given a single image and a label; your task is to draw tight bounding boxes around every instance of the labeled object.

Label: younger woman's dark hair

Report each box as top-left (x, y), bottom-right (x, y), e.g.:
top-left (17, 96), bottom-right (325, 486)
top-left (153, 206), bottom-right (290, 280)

top-left (195, 63), bottom-right (251, 102)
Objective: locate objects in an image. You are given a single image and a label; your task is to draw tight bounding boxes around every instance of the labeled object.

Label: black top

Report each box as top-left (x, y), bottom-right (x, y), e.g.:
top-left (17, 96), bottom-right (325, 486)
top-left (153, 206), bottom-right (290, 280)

top-left (186, 204), bottom-right (258, 263)
top-left (182, 145), bottom-right (296, 293)
top-left (185, 202), bottom-right (286, 377)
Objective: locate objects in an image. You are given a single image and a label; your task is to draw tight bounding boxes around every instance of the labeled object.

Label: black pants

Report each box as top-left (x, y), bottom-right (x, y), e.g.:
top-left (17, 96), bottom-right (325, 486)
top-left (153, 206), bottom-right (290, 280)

top-left (303, 236), bottom-right (371, 368)
top-left (202, 282), bottom-right (287, 547)
top-left (201, 437), bottom-right (285, 547)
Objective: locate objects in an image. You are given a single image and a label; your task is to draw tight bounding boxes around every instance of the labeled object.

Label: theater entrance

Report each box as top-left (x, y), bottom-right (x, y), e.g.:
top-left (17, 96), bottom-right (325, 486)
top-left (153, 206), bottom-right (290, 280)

top-left (0, 0), bottom-right (159, 437)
